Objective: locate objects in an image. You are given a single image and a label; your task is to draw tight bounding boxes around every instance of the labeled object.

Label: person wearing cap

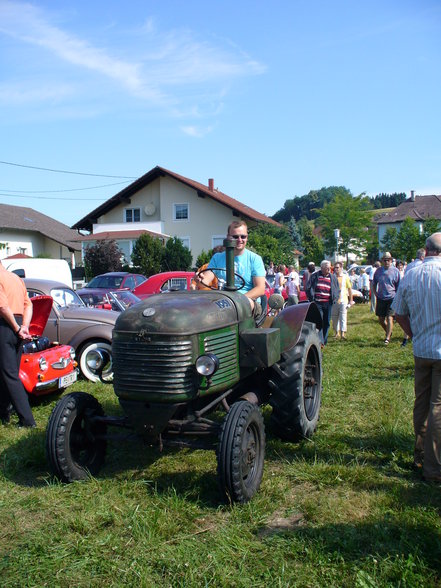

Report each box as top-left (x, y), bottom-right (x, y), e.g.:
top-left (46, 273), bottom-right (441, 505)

top-left (372, 252), bottom-right (400, 345)
top-left (0, 259), bottom-right (36, 427)
top-left (392, 233), bottom-right (441, 482)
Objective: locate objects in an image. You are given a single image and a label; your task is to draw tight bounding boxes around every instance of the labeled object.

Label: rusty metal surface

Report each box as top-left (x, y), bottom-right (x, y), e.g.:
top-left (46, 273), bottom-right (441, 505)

top-left (272, 302), bottom-right (322, 353)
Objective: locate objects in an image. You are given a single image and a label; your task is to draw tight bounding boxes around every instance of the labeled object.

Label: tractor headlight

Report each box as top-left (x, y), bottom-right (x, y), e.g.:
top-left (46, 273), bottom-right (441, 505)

top-left (38, 356), bottom-right (48, 371)
top-left (195, 353), bottom-right (219, 377)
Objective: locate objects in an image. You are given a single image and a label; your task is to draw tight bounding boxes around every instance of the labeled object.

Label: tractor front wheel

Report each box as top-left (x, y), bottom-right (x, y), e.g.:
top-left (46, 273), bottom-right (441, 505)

top-left (46, 392), bottom-right (107, 482)
top-left (217, 400), bottom-right (265, 503)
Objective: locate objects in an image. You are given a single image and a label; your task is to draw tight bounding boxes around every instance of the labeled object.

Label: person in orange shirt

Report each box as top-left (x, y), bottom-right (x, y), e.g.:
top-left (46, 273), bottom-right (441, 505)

top-left (191, 246), bottom-right (224, 290)
top-left (0, 260), bottom-right (36, 427)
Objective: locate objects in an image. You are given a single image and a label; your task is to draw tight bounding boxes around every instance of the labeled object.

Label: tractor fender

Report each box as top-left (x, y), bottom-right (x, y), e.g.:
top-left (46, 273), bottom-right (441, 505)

top-left (271, 302), bottom-right (322, 354)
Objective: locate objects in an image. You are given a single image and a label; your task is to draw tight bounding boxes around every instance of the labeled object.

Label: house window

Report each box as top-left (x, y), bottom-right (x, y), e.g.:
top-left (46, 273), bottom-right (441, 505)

top-left (125, 208), bottom-right (141, 223)
top-left (180, 237), bottom-right (190, 250)
top-left (212, 236), bottom-right (224, 248)
top-left (173, 203), bottom-right (189, 221)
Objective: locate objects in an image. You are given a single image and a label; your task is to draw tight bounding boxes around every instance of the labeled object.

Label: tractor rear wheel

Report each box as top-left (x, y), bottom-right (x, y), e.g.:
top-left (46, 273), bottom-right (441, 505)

top-left (269, 321), bottom-right (322, 442)
top-left (46, 392), bottom-right (107, 482)
top-left (217, 401), bottom-right (265, 503)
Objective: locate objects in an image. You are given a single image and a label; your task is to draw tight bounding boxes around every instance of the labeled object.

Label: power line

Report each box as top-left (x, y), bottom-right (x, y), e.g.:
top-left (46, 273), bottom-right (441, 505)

top-left (0, 159), bottom-right (137, 179)
top-left (0, 193), bottom-right (107, 201)
top-left (0, 180), bottom-right (131, 194)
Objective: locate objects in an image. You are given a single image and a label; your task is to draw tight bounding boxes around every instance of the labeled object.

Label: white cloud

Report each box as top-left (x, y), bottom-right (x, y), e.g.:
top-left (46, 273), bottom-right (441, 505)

top-left (180, 125), bottom-right (214, 138)
top-left (0, 1), bottom-right (265, 119)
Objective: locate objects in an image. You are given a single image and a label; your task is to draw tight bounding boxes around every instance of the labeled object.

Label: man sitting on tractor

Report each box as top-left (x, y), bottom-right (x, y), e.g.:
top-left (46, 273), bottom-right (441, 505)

top-left (203, 220), bottom-right (266, 315)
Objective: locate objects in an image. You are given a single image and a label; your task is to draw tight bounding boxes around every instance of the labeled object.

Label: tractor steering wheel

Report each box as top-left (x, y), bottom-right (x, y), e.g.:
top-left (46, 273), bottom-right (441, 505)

top-left (197, 268), bottom-right (246, 292)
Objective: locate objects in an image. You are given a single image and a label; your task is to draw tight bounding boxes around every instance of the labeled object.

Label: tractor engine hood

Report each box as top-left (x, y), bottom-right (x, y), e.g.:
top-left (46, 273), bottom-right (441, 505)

top-left (115, 290), bottom-right (253, 336)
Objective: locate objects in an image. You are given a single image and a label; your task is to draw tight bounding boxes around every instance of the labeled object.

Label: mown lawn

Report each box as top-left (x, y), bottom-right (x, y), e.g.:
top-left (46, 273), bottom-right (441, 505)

top-left (1, 304), bottom-right (440, 587)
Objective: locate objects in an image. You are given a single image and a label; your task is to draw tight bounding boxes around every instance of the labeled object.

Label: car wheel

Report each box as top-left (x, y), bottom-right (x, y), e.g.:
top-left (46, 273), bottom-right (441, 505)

top-left (77, 341), bottom-right (113, 383)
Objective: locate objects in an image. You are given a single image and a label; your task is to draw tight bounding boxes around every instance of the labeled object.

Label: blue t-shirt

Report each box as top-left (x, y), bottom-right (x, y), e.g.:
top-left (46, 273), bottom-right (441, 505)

top-left (208, 249), bottom-right (265, 293)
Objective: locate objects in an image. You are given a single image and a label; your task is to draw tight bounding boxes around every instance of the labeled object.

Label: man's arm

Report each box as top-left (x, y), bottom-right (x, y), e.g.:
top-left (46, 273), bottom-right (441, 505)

top-left (245, 276), bottom-right (265, 301)
top-left (395, 314), bottom-right (413, 339)
top-left (0, 305), bottom-right (21, 332)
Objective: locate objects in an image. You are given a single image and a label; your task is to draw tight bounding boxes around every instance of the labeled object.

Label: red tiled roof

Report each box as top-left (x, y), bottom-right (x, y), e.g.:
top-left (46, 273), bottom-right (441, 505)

top-left (72, 166), bottom-right (282, 231)
top-left (72, 229), bottom-right (168, 242)
top-left (4, 253), bottom-right (33, 259)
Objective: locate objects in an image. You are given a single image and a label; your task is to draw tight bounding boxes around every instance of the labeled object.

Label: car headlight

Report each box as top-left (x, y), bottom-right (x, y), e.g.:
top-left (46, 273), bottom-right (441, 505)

top-left (195, 353), bottom-right (219, 377)
top-left (69, 347), bottom-right (76, 360)
top-left (38, 356), bottom-right (48, 371)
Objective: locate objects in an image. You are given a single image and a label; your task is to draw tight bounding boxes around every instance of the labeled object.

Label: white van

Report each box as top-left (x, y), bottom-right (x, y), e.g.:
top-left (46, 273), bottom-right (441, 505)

top-left (3, 259), bottom-right (73, 288)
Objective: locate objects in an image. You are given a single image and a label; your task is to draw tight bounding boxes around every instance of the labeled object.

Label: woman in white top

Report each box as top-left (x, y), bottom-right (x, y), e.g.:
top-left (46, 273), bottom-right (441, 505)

top-left (274, 265), bottom-right (286, 295)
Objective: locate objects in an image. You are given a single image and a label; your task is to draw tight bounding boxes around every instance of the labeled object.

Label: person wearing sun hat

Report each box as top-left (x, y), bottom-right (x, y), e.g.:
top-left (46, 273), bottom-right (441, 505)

top-left (372, 251), bottom-right (401, 345)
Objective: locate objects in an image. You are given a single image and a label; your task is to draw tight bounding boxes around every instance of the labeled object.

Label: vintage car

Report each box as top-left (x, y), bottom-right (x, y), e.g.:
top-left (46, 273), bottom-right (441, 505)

top-left (24, 278), bottom-right (119, 383)
top-left (76, 272), bottom-right (146, 300)
top-left (20, 295), bottom-right (77, 396)
top-left (133, 271), bottom-right (195, 300)
top-left (78, 290), bottom-right (141, 312)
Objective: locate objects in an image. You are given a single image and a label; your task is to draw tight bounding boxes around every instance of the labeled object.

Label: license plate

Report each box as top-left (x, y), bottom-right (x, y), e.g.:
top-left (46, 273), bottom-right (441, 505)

top-left (59, 371), bottom-right (77, 388)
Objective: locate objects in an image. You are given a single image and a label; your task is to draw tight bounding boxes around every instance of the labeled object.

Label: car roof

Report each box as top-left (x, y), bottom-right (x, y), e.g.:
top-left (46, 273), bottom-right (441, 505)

top-left (94, 272), bottom-right (144, 277)
top-left (24, 278), bottom-right (74, 291)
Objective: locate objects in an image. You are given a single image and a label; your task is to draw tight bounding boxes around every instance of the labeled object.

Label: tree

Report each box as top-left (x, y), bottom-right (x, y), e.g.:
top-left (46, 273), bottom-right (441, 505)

top-left (195, 249), bottom-right (213, 269)
top-left (84, 240), bottom-right (122, 278)
top-left (247, 224), bottom-right (294, 267)
top-left (393, 217), bottom-right (421, 261)
top-left (317, 191), bottom-right (373, 261)
top-left (288, 217), bottom-right (302, 251)
top-left (272, 186), bottom-right (355, 222)
top-left (423, 217), bottom-right (441, 240)
top-left (161, 237), bottom-right (193, 271)
top-left (381, 216), bottom-right (441, 261)
top-left (131, 234), bottom-right (164, 276)
top-left (369, 192), bottom-right (407, 209)
top-left (297, 218), bottom-right (324, 266)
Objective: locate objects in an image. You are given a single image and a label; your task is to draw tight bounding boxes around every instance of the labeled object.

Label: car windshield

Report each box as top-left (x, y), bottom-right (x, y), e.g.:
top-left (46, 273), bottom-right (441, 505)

top-left (87, 275), bottom-right (124, 289)
top-left (50, 287), bottom-right (85, 309)
top-left (108, 291), bottom-right (140, 309)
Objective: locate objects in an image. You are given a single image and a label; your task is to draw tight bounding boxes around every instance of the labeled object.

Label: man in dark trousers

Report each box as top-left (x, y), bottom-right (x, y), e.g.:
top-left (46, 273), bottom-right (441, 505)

top-left (306, 260), bottom-right (340, 346)
top-left (0, 260), bottom-right (36, 427)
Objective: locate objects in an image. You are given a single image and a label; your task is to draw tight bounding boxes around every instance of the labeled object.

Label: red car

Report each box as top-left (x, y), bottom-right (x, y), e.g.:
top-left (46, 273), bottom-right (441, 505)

top-left (133, 271), bottom-right (195, 300)
top-left (20, 296), bottom-right (78, 396)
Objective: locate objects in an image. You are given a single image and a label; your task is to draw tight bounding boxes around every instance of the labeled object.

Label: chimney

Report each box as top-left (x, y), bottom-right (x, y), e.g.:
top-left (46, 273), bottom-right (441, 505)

top-left (208, 178), bottom-right (214, 191)
top-left (410, 190), bottom-right (415, 201)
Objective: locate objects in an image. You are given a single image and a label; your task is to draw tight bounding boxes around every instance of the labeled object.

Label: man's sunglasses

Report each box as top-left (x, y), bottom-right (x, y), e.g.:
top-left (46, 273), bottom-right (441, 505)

top-left (229, 234), bottom-right (248, 239)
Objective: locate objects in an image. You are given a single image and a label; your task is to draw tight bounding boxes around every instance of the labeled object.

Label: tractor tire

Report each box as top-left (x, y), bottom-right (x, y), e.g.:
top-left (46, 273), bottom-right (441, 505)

top-left (217, 400), bottom-right (265, 503)
top-left (46, 392), bottom-right (107, 482)
top-left (269, 321), bottom-right (322, 442)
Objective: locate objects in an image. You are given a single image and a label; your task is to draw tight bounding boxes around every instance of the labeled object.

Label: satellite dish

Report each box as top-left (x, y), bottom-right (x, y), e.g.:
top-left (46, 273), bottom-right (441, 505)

top-left (144, 203), bottom-right (156, 216)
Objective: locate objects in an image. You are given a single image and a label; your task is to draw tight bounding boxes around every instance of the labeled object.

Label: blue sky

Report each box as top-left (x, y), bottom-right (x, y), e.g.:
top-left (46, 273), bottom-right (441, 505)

top-left (0, 0), bottom-right (440, 227)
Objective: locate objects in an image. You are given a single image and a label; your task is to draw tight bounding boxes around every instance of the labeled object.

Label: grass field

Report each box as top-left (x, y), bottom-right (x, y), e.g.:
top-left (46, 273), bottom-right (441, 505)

top-left (1, 304), bottom-right (441, 587)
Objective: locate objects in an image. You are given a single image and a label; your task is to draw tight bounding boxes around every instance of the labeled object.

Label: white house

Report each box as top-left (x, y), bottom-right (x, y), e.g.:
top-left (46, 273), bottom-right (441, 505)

top-left (71, 166), bottom-right (282, 264)
top-left (375, 193), bottom-right (441, 253)
top-left (0, 203), bottom-right (81, 267)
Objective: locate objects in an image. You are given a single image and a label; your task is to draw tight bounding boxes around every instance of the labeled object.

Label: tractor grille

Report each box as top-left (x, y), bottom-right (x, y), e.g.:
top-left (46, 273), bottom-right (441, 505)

top-left (203, 329), bottom-right (239, 387)
top-left (113, 337), bottom-right (194, 398)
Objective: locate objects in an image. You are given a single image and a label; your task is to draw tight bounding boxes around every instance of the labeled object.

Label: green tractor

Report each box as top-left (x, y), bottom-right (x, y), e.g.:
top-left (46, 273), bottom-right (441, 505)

top-left (46, 238), bottom-right (323, 503)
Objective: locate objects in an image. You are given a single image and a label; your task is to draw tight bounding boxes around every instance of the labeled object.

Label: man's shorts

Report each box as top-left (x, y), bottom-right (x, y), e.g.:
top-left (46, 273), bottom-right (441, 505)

top-left (375, 298), bottom-right (395, 318)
